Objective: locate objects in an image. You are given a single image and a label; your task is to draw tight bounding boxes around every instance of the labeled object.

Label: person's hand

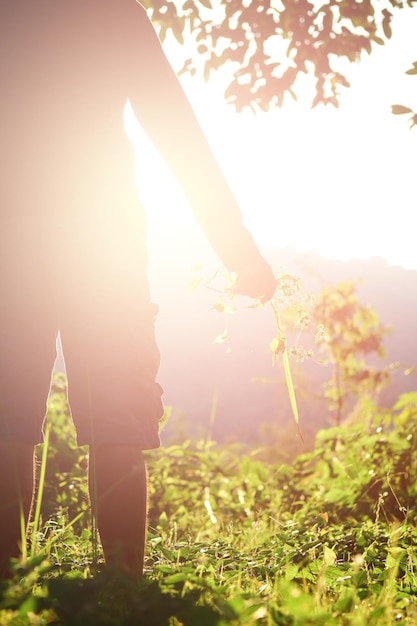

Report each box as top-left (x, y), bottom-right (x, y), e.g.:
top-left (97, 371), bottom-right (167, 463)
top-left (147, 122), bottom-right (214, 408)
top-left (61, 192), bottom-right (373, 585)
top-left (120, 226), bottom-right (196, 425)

top-left (232, 256), bottom-right (276, 303)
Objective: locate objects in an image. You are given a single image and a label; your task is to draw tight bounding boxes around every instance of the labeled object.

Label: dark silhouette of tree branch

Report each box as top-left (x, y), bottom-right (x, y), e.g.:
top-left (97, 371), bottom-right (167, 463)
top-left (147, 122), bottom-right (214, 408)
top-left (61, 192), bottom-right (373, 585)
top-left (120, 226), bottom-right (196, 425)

top-left (392, 61), bottom-right (417, 128)
top-left (143, 0), bottom-right (416, 112)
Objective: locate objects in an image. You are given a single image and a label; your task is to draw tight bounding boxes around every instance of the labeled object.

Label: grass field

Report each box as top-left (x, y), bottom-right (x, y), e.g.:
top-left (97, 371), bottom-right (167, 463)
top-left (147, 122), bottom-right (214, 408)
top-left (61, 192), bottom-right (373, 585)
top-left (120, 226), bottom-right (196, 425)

top-left (1, 374), bottom-right (416, 625)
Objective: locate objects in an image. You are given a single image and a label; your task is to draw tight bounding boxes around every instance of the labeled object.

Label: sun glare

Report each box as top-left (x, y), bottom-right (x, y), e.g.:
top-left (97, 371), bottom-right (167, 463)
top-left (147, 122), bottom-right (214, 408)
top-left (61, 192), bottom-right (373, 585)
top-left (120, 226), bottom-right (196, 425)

top-left (124, 102), bottom-right (211, 280)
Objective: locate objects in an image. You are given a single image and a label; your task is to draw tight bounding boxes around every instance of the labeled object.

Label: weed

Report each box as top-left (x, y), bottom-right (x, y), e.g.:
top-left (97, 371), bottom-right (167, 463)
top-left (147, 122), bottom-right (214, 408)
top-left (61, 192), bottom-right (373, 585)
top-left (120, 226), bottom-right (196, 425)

top-left (1, 377), bottom-right (416, 624)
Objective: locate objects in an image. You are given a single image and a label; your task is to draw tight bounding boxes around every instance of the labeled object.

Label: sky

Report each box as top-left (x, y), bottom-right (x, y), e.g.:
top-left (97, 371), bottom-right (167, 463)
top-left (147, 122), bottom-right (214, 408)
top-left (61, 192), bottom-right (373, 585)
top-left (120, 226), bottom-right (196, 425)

top-left (130, 5), bottom-right (417, 275)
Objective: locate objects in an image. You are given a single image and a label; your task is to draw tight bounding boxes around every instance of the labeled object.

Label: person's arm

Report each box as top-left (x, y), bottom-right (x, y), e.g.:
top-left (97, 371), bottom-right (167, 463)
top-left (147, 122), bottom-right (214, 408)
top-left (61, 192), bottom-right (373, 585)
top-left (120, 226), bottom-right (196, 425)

top-left (127, 2), bottom-right (276, 301)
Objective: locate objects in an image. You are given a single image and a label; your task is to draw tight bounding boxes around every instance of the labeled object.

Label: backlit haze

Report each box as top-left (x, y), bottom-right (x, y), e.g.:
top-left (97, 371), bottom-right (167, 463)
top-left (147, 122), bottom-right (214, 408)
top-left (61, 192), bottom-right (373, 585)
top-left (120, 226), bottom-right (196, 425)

top-left (128, 6), bottom-right (417, 277)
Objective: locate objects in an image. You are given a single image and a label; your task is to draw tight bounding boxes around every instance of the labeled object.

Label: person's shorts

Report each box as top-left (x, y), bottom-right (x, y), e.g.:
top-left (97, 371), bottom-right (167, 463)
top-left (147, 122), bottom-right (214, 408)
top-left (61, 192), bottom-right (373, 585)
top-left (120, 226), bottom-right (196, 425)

top-left (0, 213), bottom-right (163, 448)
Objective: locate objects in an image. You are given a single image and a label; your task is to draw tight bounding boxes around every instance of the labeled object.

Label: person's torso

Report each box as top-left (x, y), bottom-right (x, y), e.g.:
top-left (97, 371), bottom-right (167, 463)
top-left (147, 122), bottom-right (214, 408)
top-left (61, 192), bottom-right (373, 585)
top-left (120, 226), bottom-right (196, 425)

top-left (0, 0), bottom-right (140, 218)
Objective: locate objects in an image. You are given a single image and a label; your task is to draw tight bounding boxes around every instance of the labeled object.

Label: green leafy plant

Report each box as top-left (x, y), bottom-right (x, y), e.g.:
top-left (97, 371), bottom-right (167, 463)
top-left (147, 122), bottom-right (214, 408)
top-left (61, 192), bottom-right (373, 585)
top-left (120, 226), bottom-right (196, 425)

top-left (2, 389), bottom-right (417, 624)
top-left (2, 272), bottom-right (417, 625)
top-left (312, 282), bottom-right (392, 425)
top-left (28, 374), bottom-right (92, 572)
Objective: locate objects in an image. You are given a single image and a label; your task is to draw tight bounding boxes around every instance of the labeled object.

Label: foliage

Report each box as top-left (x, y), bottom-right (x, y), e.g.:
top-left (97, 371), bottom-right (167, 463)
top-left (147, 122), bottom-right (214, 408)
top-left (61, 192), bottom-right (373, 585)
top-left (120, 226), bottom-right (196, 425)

top-left (38, 375), bottom-right (89, 521)
top-left (391, 61), bottom-right (417, 129)
top-left (1, 377), bottom-right (417, 624)
top-left (31, 374), bottom-right (90, 566)
top-left (142, 0), bottom-right (417, 112)
top-left (312, 282), bottom-right (392, 425)
top-left (203, 269), bottom-right (392, 429)
top-left (277, 392), bottom-right (417, 521)
top-left (196, 268), bottom-right (318, 437)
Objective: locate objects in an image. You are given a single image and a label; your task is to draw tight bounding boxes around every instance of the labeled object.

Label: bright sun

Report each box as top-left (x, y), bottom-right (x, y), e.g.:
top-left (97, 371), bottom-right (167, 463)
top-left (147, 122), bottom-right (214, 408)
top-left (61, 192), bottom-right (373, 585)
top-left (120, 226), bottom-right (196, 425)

top-left (125, 9), bottom-right (417, 274)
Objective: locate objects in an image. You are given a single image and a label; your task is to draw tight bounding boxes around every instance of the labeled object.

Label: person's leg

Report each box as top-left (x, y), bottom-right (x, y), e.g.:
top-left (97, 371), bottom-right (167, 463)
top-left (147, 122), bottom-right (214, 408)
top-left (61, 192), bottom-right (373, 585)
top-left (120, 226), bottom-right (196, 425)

top-left (0, 442), bottom-right (35, 578)
top-left (0, 223), bottom-right (60, 579)
top-left (88, 445), bottom-right (147, 578)
top-left (58, 215), bottom-right (162, 578)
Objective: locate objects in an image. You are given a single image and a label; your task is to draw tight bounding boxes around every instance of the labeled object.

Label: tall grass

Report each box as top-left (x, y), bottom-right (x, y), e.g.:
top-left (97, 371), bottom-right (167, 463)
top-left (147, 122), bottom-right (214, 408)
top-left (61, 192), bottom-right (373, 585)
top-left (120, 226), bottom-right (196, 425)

top-left (1, 375), bottom-right (416, 625)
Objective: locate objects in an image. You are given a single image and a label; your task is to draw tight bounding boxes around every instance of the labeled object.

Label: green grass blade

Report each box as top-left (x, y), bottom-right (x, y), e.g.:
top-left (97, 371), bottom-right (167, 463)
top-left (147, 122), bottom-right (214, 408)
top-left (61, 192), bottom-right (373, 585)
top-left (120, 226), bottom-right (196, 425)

top-left (272, 303), bottom-right (304, 443)
top-left (19, 500), bottom-right (27, 562)
top-left (282, 344), bottom-right (304, 442)
top-left (30, 422), bottom-right (50, 559)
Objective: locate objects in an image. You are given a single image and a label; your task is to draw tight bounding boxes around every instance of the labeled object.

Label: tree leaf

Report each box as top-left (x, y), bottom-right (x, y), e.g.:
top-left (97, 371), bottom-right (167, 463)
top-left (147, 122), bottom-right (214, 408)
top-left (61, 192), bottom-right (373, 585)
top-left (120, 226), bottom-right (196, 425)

top-left (391, 104), bottom-right (413, 115)
top-left (382, 10), bottom-right (392, 39)
top-left (149, 0), bottom-right (415, 111)
top-left (405, 61), bottom-right (417, 75)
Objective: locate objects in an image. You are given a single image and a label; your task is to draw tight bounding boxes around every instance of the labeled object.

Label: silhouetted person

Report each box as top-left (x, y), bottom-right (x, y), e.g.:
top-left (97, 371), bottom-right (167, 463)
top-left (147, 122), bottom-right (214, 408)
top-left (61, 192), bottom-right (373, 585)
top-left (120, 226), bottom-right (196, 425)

top-left (0, 0), bottom-right (276, 578)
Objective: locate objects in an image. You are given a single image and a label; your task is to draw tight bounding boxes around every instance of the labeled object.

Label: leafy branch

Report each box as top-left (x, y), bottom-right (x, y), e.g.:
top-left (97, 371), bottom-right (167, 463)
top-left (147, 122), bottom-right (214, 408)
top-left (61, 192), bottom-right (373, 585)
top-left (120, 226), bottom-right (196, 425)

top-left (145, 0), bottom-right (417, 111)
top-left (195, 267), bottom-right (393, 435)
top-left (391, 61), bottom-right (417, 128)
